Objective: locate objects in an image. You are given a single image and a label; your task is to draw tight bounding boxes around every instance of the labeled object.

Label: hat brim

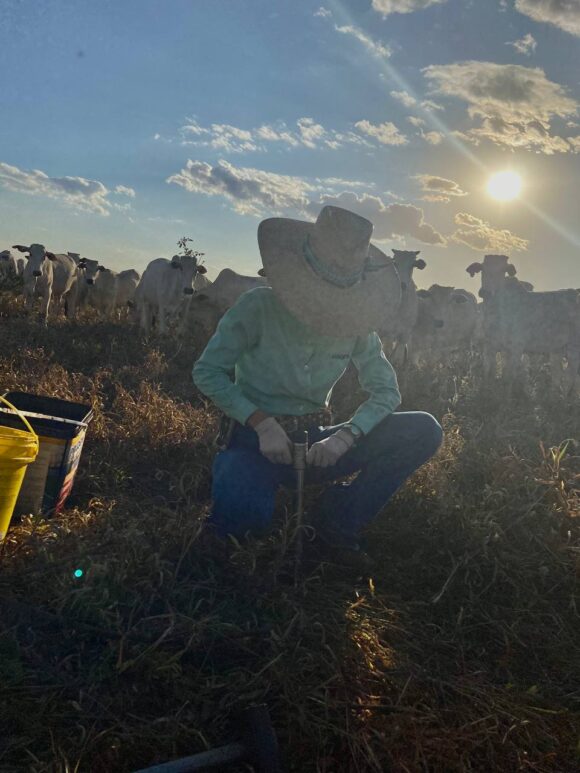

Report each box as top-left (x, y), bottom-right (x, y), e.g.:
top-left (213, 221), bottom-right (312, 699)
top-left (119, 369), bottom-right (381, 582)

top-left (258, 217), bottom-right (401, 338)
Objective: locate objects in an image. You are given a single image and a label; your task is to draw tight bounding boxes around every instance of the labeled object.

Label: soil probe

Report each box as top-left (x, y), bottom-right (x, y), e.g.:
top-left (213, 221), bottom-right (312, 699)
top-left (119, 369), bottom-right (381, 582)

top-left (291, 429), bottom-right (308, 585)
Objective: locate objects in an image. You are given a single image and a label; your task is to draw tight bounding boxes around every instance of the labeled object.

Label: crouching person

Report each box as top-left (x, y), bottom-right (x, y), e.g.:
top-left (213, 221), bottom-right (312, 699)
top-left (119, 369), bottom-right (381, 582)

top-left (193, 206), bottom-right (442, 567)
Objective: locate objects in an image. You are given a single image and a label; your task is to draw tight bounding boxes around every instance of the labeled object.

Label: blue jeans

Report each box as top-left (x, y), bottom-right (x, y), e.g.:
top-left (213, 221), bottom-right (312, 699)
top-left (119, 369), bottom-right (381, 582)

top-left (209, 411), bottom-right (443, 544)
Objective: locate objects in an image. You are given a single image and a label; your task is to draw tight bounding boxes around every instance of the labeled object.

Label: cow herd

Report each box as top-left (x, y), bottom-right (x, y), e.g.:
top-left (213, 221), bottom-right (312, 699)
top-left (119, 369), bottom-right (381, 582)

top-left (1, 244), bottom-right (579, 394)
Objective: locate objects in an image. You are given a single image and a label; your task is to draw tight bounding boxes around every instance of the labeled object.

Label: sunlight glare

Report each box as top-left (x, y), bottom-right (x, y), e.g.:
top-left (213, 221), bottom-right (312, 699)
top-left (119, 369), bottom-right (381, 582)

top-left (487, 171), bottom-right (523, 202)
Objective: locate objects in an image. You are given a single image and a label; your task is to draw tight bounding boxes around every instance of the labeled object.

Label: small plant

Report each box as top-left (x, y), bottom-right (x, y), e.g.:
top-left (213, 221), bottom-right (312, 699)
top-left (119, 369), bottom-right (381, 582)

top-left (177, 236), bottom-right (205, 264)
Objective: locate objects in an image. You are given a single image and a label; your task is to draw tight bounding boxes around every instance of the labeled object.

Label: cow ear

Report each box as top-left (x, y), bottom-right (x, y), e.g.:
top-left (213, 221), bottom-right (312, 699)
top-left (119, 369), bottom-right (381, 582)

top-left (46, 252), bottom-right (57, 261)
top-left (466, 262), bottom-right (482, 276)
top-left (413, 258), bottom-right (426, 270)
top-left (452, 293), bottom-right (468, 303)
top-left (196, 264), bottom-right (207, 274)
top-left (170, 255), bottom-right (182, 268)
top-left (257, 268), bottom-right (266, 277)
top-left (506, 263), bottom-right (517, 276)
top-left (12, 245), bottom-right (30, 253)
top-left (416, 289), bottom-right (431, 299)
top-left (413, 250), bottom-right (421, 256)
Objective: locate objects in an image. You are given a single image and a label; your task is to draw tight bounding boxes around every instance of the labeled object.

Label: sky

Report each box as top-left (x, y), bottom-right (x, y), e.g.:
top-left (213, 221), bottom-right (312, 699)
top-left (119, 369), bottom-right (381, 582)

top-left (1, 0), bottom-right (579, 291)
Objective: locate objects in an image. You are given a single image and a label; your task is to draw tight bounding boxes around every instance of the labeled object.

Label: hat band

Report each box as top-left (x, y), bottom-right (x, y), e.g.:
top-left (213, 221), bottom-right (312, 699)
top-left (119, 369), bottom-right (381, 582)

top-left (303, 235), bottom-right (390, 289)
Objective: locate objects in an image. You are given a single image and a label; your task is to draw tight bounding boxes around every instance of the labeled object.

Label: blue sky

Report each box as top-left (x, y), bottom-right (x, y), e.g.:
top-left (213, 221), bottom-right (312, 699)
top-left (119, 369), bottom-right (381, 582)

top-left (1, 0), bottom-right (579, 290)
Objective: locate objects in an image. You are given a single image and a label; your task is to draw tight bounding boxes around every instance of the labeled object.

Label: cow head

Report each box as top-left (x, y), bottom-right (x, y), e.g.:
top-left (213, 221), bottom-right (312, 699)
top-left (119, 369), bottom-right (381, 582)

top-left (13, 244), bottom-right (56, 277)
top-left (392, 250), bottom-right (425, 291)
top-left (171, 255), bottom-right (208, 296)
top-left (466, 254), bottom-right (517, 300)
top-left (81, 258), bottom-right (100, 285)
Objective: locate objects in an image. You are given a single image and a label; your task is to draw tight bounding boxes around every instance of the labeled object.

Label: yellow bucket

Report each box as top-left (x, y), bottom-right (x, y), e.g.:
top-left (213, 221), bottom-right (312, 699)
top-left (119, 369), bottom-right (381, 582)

top-left (0, 395), bottom-right (39, 540)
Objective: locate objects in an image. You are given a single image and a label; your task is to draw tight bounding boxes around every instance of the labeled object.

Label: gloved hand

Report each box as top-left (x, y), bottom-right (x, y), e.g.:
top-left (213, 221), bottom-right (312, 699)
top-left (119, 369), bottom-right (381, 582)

top-left (306, 428), bottom-right (355, 468)
top-left (254, 417), bottom-right (293, 465)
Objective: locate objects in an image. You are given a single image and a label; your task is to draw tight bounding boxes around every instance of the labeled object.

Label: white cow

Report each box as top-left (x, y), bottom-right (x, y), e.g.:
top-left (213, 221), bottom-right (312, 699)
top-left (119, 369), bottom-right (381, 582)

top-left (133, 255), bottom-right (208, 334)
top-left (0, 250), bottom-right (18, 278)
top-left (413, 285), bottom-right (478, 365)
top-left (115, 269), bottom-right (140, 316)
top-left (182, 268), bottom-right (267, 338)
top-left (466, 254), bottom-right (580, 393)
top-left (13, 244), bottom-right (78, 324)
top-left (379, 250), bottom-right (426, 365)
top-left (82, 263), bottom-right (118, 318)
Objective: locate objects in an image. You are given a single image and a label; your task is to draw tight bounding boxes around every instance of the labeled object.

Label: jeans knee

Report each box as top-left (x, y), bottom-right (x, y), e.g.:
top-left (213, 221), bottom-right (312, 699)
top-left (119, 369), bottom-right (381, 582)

top-left (414, 412), bottom-right (443, 456)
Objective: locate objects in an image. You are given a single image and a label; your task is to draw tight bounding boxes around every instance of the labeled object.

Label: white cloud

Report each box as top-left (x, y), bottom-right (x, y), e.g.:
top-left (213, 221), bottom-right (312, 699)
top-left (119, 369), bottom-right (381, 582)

top-left (0, 161), bottom-right (128, 216)
top-left (314, 6), bottom-right (332, 17)
top-left (507, 32), bottom-right (537, 55)
top-left (420, 99), bottom-right (445, 112)
top-left (372, 0), bottom-right (448, 16)
top-left (355, 119), bottom-right (409, 145)
top-left (422, 130), bottom-right (444, 144)
top-left (179, 117), bottom-right (370, 153)
top-left (307, 192), bottom-right (446, 245)
top-left (391, 90), bottom-right (417, 108)
top-left (114, 185), bottom-right (136, 198)
top-left (414, 174), bottom-right (468, 202)
top-left (167, 159), bottom-right (314, 217)
top-left (423, 60), bottom-right (579, 154)
top-left (515, 0), bottom-right (580, 37)
top-left (167, 159), bottom-right (444, 245)
top-left (334, 24), bottom-right (392, 59)
top-left (450, 212), bottom-right (529, 252)
top-left (408, 116), bottom-right (426, 127)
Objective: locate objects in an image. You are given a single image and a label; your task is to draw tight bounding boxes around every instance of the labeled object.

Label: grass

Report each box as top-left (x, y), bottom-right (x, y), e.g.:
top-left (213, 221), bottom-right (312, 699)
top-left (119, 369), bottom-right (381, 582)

top-left (0, 288), bottom-right (579, 772)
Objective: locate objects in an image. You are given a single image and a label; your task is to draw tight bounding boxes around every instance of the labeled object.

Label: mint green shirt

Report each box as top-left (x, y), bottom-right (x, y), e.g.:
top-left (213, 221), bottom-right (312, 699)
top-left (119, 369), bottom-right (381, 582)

top-left (192, 287), bottom-right (401, 435)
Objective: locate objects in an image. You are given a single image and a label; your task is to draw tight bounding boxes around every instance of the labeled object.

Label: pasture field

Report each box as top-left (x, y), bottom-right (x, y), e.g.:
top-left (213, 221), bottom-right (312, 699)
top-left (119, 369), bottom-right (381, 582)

top-left (1, 290), bottom-right (579, 772)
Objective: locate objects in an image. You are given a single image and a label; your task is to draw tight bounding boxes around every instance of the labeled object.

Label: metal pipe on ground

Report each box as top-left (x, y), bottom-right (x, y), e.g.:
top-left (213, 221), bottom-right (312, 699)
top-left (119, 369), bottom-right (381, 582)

top-left (132, 704), bottom-right (280, 773)
top-left (290, 430), bottom-right (308, 586)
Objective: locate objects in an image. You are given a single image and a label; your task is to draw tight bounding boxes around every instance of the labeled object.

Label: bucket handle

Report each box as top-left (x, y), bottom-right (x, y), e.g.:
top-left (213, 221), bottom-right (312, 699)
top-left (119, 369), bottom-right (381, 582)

top-left (0, 395), bottom-right (39, 441)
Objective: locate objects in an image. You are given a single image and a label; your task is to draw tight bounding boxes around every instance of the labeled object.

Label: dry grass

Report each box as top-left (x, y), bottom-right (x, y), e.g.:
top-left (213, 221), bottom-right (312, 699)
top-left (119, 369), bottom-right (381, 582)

top-left (0, 287), bottom-right (579, 772)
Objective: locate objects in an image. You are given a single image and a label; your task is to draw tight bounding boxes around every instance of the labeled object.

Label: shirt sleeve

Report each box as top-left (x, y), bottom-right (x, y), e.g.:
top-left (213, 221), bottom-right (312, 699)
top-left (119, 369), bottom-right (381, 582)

top-left (348, 332), bottom-right (401, 435)
top-left (192, 290), bottom-right (262, 425)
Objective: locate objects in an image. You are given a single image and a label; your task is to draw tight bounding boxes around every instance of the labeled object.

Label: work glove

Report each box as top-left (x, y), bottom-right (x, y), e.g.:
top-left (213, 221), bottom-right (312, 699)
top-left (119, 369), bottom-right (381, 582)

top-left (255, 417), bottom-right (293, 465)
top-left (306, 428), bottom-right (355, 468)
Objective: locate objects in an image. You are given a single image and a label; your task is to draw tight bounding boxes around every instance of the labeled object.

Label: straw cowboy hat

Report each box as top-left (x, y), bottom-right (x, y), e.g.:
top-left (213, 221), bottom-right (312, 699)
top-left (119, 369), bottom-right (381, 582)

top-left (258, 205), bottom-right (401, 338)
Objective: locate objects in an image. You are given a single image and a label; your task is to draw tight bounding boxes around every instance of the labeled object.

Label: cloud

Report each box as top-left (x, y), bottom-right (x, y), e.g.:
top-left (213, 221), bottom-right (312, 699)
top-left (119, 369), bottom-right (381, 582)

top-left (515, 0), bottom-right (580, 37)
top-left (415, 175), bottom-right (468, 202)
top-left (423, 60), bottom-right (579, 154)
top-left (114, 185), bottom-right (136, 198)
top-left (355, 119), bottom-right (409, 145)
top-left (422, 130), bottom-right (444, 144)
top-left (507, 32), bottom-right (537, 55)
top-left (167, 159), bottom-right (444, 245)
top-left (179, 117), bottom-right (371, 153)
top-left (408, 116), bottom-right (426, 127)
top-left (450, 212), bottom-right (529, 252)
top-left (0, 161), bottom-right (128, 216)
top-left (314, 6), bottom-right (331, 17)
top-left (167, 159), bottom-right (315, 217)
top-left (307, 192), bottom-right (446, 245)
top-left (334, 24), bottom-right (392, 59)
top-left (391, 90), bottom-right (417, 108)
top-left (372, 0), bottom-right (448, 16)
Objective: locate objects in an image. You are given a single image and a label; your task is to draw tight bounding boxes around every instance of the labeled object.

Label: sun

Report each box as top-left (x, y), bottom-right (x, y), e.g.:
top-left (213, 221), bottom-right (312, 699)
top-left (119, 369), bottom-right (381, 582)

top-left (487, 171), bottom-right (523, 202)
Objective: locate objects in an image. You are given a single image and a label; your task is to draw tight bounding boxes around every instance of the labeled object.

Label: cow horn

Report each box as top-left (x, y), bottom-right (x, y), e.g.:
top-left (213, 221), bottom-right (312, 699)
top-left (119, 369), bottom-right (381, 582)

top-left (466, 262), bottom-right (482, 276)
